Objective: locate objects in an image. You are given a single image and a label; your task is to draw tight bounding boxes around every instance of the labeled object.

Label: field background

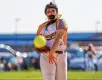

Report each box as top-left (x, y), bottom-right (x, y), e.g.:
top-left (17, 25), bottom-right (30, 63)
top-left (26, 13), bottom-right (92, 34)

top-left (0, 70), bottom-right (102, 80)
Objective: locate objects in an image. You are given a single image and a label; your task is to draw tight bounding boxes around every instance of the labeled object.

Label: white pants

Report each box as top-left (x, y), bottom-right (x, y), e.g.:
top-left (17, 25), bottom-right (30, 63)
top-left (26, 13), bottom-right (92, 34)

top-left (40, 52), bottom-right (67, 80)
top-left (85, 54), bottom-right (96, 71)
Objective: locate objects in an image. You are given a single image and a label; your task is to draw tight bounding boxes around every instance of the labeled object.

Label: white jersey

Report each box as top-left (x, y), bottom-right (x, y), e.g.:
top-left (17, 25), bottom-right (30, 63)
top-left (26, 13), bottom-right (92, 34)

top-left (39, 19), bottom-right (67, 51)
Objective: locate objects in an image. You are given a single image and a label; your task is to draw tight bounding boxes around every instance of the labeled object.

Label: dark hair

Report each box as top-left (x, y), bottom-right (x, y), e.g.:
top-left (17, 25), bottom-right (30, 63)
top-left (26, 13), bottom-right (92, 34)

top-left (46, 19), bottom-right (56, 30)
top-left (45, 2), bottom-right (58, 14)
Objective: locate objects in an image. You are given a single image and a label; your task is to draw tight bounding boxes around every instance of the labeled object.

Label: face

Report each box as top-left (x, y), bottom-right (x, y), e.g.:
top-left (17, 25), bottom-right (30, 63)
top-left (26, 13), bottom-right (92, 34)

top-left (45, 8), bottom-right (58, 20)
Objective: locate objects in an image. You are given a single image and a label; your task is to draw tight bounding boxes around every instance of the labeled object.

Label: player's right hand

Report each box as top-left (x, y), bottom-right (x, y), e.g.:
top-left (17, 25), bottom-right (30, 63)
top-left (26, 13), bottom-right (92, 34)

top-left (48, 51), bottom-right (57, 64)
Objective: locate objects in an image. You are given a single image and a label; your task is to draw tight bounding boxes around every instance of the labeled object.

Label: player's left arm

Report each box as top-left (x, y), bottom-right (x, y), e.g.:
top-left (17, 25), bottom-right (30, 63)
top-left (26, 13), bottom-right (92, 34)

top-left (50, 29), bottom-right (65, 53)
top-left (49, 19), bottom-right (68, 63)
top-left (50, 19), bottom-right (67, 53)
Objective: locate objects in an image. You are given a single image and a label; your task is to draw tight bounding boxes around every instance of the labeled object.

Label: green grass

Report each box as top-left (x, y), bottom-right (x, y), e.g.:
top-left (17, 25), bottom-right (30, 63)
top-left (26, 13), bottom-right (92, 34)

top-left (0, 70), bottom-right (102, 80)
top-left (68, 71), bottom-right (102, 80)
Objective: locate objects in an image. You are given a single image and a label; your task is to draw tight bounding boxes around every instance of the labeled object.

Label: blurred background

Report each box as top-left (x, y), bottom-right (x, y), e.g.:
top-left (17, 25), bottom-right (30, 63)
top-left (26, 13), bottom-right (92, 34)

top-left (0, 0), bottom-right (102, 80)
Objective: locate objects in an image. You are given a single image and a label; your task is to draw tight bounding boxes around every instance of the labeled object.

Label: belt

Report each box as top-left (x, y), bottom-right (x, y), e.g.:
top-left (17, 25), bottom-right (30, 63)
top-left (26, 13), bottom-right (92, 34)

top-left (55, 51), bottom-right (63, 54)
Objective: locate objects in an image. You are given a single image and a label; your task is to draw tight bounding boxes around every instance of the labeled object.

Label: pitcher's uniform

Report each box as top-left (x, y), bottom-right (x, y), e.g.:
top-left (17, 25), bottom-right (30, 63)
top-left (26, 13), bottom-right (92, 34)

top-left (37, 19), bottom-right (68, 80)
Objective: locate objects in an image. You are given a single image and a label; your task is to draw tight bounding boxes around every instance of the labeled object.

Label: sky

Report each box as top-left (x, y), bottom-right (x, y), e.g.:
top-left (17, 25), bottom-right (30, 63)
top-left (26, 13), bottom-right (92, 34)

top-left (0, 0), bottom-right (102, 34)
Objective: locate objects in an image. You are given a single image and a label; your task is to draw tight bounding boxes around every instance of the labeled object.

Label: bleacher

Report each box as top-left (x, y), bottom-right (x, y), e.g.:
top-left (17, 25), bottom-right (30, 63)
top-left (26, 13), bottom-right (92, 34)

top-left (0, 32), bottom-right (101, 46)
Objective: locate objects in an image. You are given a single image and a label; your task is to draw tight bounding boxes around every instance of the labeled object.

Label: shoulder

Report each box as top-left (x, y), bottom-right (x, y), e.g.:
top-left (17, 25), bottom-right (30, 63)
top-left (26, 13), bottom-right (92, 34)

top-left (57, 19), bottom-right (68, 30)
top-left (59, 19), bottom-right (66, 22)
top-left (37, 21), bottom-right (48, 35)
top-left (39, 21), bottom-right (48, 27)
top-left (59, 19), bottom-right (68, 26)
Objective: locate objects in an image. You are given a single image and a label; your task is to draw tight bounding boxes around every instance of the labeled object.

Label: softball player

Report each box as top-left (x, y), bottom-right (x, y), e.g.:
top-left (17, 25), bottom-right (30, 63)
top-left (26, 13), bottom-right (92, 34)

top-left (35, 2), bottom-right (68, 80)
